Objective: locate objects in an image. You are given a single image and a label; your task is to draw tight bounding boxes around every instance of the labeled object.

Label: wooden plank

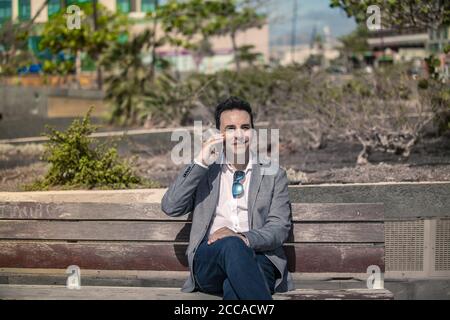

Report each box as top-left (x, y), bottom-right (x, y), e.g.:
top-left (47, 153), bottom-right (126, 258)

top-left (0, 285), bottom-right (219, 300)
top-left (0, 202), bottom-right (384, 222)
top-left (0, 202), bottom-right (186, 221)
top-left (284, 244), bottom-right (385, 273)
top-left (292, 222), bottom-right (384, 243)
top-left (0, 242), bottom-right (189, 271)
top-left (0, 242), bottom-right (384, 272)
top-left (0, 221), bottom-right (384, 242)
top-left (291, 203), bottom-right (384, 221)
top-left (0, 269), bottom-right (189, 288)
top-left (0, 285), bottom-right (394, 300)
top-left (0, 221), bottom-right (191, 242)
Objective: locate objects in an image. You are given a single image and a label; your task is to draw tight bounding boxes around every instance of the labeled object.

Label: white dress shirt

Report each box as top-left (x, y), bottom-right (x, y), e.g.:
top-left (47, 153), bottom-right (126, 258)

top-left (209, 157), bottom-right (252, 236)
top-left (194, 153), bottom-right (253, 244)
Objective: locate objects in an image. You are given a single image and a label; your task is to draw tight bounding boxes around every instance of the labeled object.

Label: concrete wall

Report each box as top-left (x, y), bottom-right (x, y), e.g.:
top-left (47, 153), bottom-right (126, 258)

top-left (47, 97), bottom-right (108, 118)
top-left (0, 86), bottom-right (105, 119)
top-left (289, 182), bottom-right (450, 220)
top-left (0, 86), bottom-right (106, 139)
top-left (0, 86), bottom-right (48, 120)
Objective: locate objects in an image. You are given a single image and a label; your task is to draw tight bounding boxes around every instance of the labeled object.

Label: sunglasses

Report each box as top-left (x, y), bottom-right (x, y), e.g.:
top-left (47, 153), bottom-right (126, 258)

top-left (232, 171), bottom-right (246, 199)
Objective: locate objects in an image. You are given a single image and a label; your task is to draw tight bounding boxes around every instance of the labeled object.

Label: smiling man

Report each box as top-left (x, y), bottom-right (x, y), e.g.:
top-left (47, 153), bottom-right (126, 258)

top-left (162, 96), bottom-right (293, 300)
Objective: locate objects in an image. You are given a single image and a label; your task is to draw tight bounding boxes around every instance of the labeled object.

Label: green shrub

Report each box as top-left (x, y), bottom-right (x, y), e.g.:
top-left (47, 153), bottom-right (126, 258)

top-left (419, 54), bottom-right (450, 135)
top-left (24, 108), bottom-right (158, 190)
top-left (418, 79), bottom-right (450, 135)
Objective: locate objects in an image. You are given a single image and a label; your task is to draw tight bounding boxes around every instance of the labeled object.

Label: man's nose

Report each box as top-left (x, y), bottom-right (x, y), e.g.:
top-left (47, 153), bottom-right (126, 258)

top-left (235, 129), bottom-right (244, 140)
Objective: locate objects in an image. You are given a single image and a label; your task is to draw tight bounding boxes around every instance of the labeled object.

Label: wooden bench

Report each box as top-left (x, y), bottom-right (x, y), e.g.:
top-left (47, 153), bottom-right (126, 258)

top-left (0, 200), bottom-right (393, 299)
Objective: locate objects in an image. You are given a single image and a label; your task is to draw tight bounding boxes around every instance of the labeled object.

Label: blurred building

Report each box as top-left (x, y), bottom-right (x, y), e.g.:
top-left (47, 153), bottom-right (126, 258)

top-left (428, 25), bottom-right (450, 54)
top-left (1, 0), bottom-right (157, 23)
top-left (366, 26), bottom-right (449, 77)
top-left (367, 26), bottom-right (450, 61)
top-left (0, 0), bottom-right (269, 74)
top-left (154, 26), bottom-right (269, 74)
top-left (270, 26), bottom-right (341, 67)
top-left (367, 28), bottom-right (429, 62)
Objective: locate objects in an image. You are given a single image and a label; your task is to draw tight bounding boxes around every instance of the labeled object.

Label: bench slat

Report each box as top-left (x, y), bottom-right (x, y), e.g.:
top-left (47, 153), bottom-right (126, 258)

top-left (0, 202), bottom-right (384, 221)
top-left (0, 241), bottom-right (384, 272)
top-left (0, 285), bottom-right (394, 300)
top-left (0, 221), bottom-right (384, 243)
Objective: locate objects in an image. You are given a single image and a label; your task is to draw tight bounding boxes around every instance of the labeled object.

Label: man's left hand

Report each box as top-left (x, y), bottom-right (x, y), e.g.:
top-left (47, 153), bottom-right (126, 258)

top-left (208, 227), bottom-right (247, 245)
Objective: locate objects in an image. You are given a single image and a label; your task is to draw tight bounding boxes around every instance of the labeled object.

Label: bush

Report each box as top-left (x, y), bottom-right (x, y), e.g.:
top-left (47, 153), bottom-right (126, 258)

top-left (24, 108), bottom-right (158, 190)
top-left (418, 54), bottom-right (450, 135)
top-left (105, 62), bottom-right (443, 165)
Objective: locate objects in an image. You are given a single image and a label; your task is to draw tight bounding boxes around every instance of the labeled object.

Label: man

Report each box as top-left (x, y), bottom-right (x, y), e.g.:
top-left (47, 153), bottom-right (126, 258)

top-left (161, 96), bottom-right (293, 300)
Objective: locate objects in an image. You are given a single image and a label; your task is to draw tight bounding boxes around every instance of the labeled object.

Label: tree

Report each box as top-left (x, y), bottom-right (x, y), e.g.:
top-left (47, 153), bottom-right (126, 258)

top-left (149, 0), bottom-right (160, 81)
top-left (0, 0), bottom-right (50, 76)
top-left (419, 52), bottom-right (450, 134)
top-left (330, 0), bottom-right (450, 137)
top-left (298, 67), bottom-right (435, 165)
top-left (211, 0), bottom-right (266, 71)
top-left (234, 44), bottom-right (263, 67)
top-left (101, 29), bottom-right (169, 126)
top-left (330, 0), bottom-right (450, 30)
top-left (0, 21), bottom-right (35, 75)
top-left (339, 24), bottom-right (369, 55)
top-left (157, 0), bottom-right (224, 72)
top-left (158, 0), bottom-right (265, 72)
top-left (39, 2), bottom-right (128, 87)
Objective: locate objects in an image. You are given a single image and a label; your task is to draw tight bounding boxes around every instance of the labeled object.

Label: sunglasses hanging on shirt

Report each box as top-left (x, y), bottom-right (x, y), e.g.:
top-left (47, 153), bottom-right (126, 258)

top-left (232, 170), bottom-right (246, 198)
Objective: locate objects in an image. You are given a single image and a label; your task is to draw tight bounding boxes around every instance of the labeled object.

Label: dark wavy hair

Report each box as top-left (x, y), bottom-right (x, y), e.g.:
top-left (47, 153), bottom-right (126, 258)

top-left (214, 96), bottom-right (254, 130)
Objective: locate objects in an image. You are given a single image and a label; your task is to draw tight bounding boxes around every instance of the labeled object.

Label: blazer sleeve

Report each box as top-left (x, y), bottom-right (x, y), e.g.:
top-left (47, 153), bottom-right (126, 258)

top-left (161, 162), bottom-right (208, 217)
top-left (241, 168), bottom-right (292, 252)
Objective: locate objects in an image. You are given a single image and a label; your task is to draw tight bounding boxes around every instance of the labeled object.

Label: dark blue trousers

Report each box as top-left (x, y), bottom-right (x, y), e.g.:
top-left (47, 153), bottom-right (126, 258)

top-left (193, 236), bottom-right (278, 300)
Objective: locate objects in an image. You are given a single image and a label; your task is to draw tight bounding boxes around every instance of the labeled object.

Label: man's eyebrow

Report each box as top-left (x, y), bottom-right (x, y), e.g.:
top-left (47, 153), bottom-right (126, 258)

top-left (225, 125), bottom-right (236, 128)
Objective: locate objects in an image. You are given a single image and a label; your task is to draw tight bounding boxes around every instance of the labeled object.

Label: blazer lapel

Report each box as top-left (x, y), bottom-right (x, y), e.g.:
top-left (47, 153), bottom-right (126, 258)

top-left (207, 163), bottom-right (221, 218)
top-left (247, 162), bottom-right (263, 228)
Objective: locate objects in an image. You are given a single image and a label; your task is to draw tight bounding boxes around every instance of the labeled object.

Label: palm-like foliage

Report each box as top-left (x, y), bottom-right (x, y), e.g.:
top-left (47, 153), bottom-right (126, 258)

top-left (39, 2), bottom-right (128, 75)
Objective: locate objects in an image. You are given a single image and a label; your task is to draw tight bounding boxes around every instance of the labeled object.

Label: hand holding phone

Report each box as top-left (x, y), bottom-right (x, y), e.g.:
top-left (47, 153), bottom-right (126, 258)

top-left (195, 132), bottom-right (224, 167)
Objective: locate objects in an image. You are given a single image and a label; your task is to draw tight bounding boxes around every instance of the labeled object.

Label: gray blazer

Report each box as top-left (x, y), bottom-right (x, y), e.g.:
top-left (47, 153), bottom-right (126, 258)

top-left (161, 160), bottom-right (294, 293)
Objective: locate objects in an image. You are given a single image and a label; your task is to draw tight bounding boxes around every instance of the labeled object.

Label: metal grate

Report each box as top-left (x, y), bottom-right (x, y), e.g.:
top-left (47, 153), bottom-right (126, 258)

top-left (435, 219), bottom-right (450, 271)
top-left (385, 220), bottom-right (424, 271)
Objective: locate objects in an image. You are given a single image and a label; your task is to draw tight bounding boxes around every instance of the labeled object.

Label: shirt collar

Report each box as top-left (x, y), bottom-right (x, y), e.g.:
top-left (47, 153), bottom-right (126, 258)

top-left (220, 151), bottom-right (254, 174)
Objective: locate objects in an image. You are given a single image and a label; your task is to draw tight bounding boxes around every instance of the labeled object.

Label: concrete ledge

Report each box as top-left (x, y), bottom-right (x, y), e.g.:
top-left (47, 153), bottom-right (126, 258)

top-left (0, 284), bottom-right (394, 300)
top-left (289, 182), bottom-right (450, 219)
top-left (1, 269), bottom-right (447, 299)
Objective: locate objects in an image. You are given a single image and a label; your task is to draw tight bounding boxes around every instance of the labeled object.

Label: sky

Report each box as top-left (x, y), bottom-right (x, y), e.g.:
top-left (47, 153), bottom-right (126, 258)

top-left (266, 0), bottom-right (357, 46)
top-left (158, 0), bottom-right (357, 47)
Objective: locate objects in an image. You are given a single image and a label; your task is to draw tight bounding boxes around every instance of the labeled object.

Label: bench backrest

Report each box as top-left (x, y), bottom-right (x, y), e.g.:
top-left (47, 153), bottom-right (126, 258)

top-left (0, 202), bottom-right (385, 273)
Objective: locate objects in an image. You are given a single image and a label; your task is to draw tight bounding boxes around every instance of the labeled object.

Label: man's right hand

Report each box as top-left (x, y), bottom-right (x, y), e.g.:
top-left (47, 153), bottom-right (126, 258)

top-left (195, 133), bottom-right (225, 167)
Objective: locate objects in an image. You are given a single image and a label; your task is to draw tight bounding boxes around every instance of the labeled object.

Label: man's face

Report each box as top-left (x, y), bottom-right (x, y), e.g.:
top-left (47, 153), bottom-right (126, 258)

top-left (219, 109), bottom-right (253, 162)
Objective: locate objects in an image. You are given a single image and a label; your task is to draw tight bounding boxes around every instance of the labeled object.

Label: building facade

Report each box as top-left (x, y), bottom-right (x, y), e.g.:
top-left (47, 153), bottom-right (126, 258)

top-left (1, 0), bottom-right (269, 74)
top-left (1, 0), bottom-right (156, 23)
